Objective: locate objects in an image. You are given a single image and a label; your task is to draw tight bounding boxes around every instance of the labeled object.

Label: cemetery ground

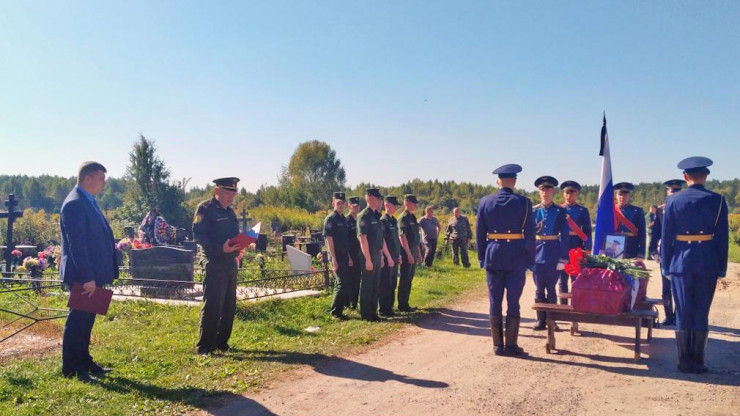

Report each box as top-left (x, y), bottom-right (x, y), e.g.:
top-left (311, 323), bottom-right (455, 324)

top-left (197, 262), bottom-right (740, 416)
top-left (0, 257), bottom-right (484, 416)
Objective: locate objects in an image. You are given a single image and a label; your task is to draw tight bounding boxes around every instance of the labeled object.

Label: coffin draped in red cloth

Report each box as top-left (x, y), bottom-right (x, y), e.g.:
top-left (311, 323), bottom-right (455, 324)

top-left (572, 267), bottom-right (630, 315)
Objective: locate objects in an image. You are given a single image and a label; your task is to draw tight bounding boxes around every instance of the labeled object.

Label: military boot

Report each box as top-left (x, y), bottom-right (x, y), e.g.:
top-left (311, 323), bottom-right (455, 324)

top-left (675, 331), bottom-right (692, 373)
top-left (490, 316), bottom-right (504, 356)
top-left (532, 311), bottom-right (546, 331)
top-left (504, 316), bottom-right (526, 356)
top-left (691, 331), bottom-right (709, 374)
top-left (661, 297), bottom-right (675, 326)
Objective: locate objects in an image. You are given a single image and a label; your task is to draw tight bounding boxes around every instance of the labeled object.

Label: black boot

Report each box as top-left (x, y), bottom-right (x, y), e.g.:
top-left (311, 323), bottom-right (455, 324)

top-left (691, 331), bottom-right (709, 374)
top-left (661, 298), bottom-right (675, 326)
top-left (504, 316), bottom-right (526, 356)
top-left (675, 331), bottom-right (692, 373)
top-left (532, 311), bottom-right (546, 331)
top-left (490, 316), bottom-right (504, 356)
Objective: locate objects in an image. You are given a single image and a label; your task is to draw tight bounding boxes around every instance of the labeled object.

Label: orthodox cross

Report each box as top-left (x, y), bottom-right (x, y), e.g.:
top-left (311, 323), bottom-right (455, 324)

top-left (1, 194), bottom-right (24, 273)
top-left (239, 209), bottom-right (253, 233)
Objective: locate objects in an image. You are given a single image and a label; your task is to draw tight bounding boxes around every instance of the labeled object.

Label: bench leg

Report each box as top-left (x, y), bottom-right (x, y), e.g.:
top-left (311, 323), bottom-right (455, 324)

top-left (634, 319), bottom-right (642, 360)
top-left (546, 317), bottom-right (556, 353)
top-left (647, 318), bottom-right (653, 343)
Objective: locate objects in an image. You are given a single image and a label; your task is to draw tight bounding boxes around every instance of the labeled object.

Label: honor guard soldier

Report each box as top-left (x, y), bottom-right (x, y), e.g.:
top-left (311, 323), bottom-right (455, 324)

top-left (398, 194), bottom-right (423, 312)
top-left (531, 176), bottom-right (569, 330)
top-left (379, 196), bottom-right (402, 317)
top-left (613, 182), bottom-right (646, 259)
top-left (445, 207), bottom-right (473, 268)
top-left (476, 164), bottom-right (535, 356)
top-left (661, 157), bottom-right (728, 373)
top-left (648, 179), bottom-right (685, 326)
top-left (357, 188), bottom-right (389, 321)
top-left (193, 177), bottom-right (245, 355)
top-left (345, 196), bottom-right (362, 309)
top-left (323, 192), bottom-right (353, 319)
top-left (558, 181), bottom-right (592, 304)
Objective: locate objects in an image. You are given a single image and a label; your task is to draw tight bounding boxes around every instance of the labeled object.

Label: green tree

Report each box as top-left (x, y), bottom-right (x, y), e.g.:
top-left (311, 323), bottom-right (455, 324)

top-left (281, 141), bottom-right (346, 211)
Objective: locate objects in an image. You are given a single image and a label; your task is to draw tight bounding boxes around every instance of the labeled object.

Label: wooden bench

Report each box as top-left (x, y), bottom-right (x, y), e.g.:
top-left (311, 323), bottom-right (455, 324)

top-left (532, 303), bottom-right (658, 360)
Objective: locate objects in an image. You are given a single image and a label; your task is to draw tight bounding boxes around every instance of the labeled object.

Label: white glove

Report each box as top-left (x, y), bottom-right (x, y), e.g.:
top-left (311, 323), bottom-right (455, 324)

top-left (556, 262), bottom-right (565, 271)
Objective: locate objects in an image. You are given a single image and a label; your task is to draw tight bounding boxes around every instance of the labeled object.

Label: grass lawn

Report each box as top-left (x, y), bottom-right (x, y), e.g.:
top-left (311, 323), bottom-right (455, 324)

top-left (729, 243), bottom-right (740, 263)
top-left (0, 257), bottom-right (486, 416)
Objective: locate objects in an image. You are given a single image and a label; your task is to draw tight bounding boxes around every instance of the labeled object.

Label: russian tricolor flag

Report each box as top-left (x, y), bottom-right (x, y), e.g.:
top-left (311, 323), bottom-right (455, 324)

top-left (593, 114), bottom-right (614, 255)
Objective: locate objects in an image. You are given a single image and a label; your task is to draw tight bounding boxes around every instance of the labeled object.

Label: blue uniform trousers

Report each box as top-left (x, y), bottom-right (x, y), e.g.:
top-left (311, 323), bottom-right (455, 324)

top-left (486, 268), bottom-right (526, 318)
top-left (534, 264), bottom-right (559, 304)
top-left (379, 264), bottom-right (399, 315)
top-left (62, 308), bottom-right (96, 374)
top-left (671, 272), bottom-right (718, 331)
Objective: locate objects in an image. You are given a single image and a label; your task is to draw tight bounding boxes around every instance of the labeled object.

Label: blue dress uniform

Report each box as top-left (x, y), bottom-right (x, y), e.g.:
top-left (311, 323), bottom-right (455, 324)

top-left (558, 181), bottom-right (592, 305)
top-left (531, 176), bottom-right (570, 330)
top-left (613, 182), bottom-right (646, 259)
top-left (661, 157), bottom-right (728, 373)
top-left (476, 164), bottom-right (536, 356)
top-left (648, 179), bottom-right (685, 326)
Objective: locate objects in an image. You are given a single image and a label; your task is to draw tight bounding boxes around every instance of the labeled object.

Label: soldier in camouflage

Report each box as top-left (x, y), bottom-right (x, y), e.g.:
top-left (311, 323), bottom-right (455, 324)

top-left (445, 207), bottom-right (473, 268)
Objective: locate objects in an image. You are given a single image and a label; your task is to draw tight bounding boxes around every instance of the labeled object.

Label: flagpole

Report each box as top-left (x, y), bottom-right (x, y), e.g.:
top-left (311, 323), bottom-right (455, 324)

top-left (593, 113), bottom-right (615, 254)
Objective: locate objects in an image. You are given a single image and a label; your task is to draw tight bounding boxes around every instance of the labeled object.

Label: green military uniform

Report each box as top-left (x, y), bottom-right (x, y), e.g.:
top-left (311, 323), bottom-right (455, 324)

top-left (193, 179), bottom-right (241, 354)
top-left (323, 194), bottom-right (352, 317)
top-left (445, 214), bottom-right (473, 267)
top-left (345, 197), bottom-right (362, 309)
top-left (398, 195), bottom-right (421, 311)
top-left (357, 192), bottom-right (385, 321)
top-left (379, 196), bottom-right (401, 316)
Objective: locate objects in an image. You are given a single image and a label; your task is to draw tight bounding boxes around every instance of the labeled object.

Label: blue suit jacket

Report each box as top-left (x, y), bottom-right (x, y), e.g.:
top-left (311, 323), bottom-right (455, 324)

top-left (660, 184), bottom-right (729, 278)
top-left (563, 203), bottom-right (592, 251)
top-left (59, 187), bottom-right (118, 285)
top-left (533, 203), bottom-right (570, 265)
top-left (476, 188), bottom-right (536, 270)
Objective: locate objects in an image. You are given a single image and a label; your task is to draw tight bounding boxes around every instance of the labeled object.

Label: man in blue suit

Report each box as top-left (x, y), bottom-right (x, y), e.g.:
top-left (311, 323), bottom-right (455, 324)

top-left (661, 157), bottom-right (728, 373)
top-left (558, 181), bottom-right (592, 305)
top-left (59, 161), bottom-right (118, 382)
top-left (613, 182), bottom-right (646, 259)
top-left (476, 164), bottom-right (536, 356)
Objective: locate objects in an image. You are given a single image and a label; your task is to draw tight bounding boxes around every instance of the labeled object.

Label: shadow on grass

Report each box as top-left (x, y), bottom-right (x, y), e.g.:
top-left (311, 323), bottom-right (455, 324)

top-left (222, 349), bottom-right (448, 389)
top-left (97, 377), bottom-right (278, 415)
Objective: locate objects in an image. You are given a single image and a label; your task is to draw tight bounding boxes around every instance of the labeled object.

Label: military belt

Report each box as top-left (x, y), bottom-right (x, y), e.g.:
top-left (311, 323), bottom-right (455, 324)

top-left (675, 234), bottom-right (713, 242)
top-left (487, 233), bottom-right (524, 240)
top-left (617, 232), bottom-right (637, 237)
top-left (535, 235), bottom-right (559, 241)
top-left (568, 232), bottom-right (580, 236)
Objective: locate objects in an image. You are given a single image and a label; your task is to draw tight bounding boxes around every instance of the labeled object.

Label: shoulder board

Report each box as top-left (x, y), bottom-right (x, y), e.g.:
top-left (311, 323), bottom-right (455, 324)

top-left (533, 204), bottom-right (541, 209)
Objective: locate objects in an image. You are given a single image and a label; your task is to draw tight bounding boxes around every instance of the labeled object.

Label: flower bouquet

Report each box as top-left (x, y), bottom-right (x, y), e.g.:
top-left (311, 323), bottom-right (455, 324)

top-left (566, 248), bottom-right (649, 314)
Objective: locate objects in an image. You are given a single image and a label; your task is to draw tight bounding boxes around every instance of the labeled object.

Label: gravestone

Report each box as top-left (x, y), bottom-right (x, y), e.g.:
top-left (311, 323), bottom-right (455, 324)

top-left (256, 234), bottom-right (268, 252)
top-left (130, 246), bottom-right (195, 296)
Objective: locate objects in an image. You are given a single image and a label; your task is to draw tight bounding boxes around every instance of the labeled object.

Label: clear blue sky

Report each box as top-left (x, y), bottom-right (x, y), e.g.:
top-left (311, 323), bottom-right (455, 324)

top-left (1, 1), bottom-right (738, 192)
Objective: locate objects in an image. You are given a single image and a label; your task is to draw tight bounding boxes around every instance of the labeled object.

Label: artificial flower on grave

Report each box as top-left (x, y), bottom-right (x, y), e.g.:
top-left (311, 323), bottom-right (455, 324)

top-left (19, 255), bottom-right (49, 277)
top-left (117, 238), bottom-right (133, 252)
top-left (11, 249), bottom-right (23, 258)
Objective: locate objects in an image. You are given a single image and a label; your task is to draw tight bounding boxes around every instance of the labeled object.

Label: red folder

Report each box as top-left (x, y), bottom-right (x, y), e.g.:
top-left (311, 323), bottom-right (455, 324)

top-left (228, 233), bottom-right (257, 248)
top-left (67, 283), bottom-right (113, 315)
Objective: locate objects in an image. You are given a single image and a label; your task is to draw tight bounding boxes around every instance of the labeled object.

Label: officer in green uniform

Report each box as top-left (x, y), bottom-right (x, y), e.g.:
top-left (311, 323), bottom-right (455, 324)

top-left (357, 188), bottom-right (387, 321)
top-left (345, 196), bottom-right (362, 309)
top-left (398, 194), bottom-right (423, 312)
top-left (379, 196), bottom-right (402, 317)
top-left (192, 177), bottom-right (245, 355)
top-left (323, 192), bottom-right (353, 319)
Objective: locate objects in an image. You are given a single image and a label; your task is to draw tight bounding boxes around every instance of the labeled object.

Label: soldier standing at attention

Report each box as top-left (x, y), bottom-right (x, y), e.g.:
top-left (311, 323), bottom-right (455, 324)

top-left (398, 194), bottom-right (423, 312)
top-left (445, 207), bottom-right (473, 268)
top-left (345, 196), bottom-right (362, 310)
top-left (357, 188), bottom-right (390, 322)
top-left (193, 177), bottom-right (245, 355)
top-left (661, 157), bottom-right (728, 373)
top-left (379, 196), bottom-right (402, 317)
top-left (558, 181), bottom-right (592, 304)
top-left (613, 182), bottom-right (646, 259)
top-left (476, 164), bottom-right (535, 356)
top-left (323, 192), bottom-right (353, 319)
top-left (531, 176), bottom-right (569, 331)
top-left (649, 179), bottom-right (685, 326)
top-left (419, 206), bottom-right (441, 267)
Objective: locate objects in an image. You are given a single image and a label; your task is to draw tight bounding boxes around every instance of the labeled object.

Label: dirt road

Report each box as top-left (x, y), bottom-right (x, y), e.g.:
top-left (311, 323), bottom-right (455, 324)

top-left (200, 263), bottom-right (740, 416)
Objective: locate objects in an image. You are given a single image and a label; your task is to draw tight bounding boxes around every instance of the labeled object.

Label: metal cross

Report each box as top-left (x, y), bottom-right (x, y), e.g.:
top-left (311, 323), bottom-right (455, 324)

top-left (0, 194), bottom-right (24, 273)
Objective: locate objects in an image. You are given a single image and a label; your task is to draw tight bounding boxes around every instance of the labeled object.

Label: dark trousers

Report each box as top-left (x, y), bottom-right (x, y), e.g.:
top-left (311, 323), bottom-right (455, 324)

top-left (346, 254), bottom-right (361, 308)
top-left (534, 264), bottom-right (559, 304)
top-left (558, 270), bottom-right (573, 305)
top-left (486, 267), bottom-right (526, 318)
top-left (661, 272), bottom-right (675, 320)
top-left (330, 262), bottom-right (350, 316)
top-left (198, 259), bottom-right (238, 350)
top-left (671, 272), bottom-right (718, 331)
top-left (379, 263), bottom-right (399, 314)
top-left (359, 255), bottom-right (381, 319)
top-left (451, 239), bottom-right (470, 267)
top-left (62, 308), bottom-right (96, 374)
top-left (423, 238), bottom-right (437, 267)
top-left (398, 258), bottom-right (417, 310)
